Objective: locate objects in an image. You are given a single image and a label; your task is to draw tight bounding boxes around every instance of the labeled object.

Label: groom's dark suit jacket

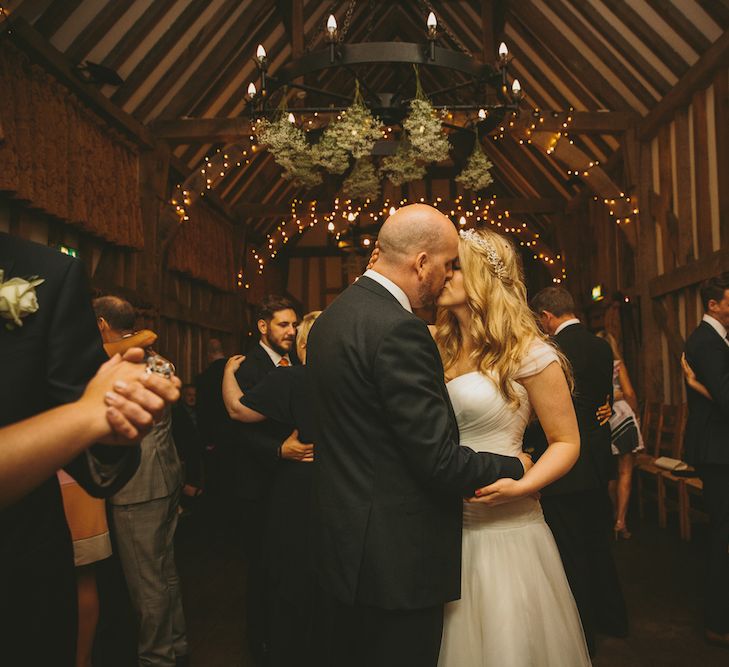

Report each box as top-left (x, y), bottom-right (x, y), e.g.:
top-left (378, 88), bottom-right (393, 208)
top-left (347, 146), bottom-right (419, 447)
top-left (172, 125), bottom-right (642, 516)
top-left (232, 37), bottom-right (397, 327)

top-left (307, 276), bottom-right (524, 610)
top-left (0, 233), bottom-right (140, 663)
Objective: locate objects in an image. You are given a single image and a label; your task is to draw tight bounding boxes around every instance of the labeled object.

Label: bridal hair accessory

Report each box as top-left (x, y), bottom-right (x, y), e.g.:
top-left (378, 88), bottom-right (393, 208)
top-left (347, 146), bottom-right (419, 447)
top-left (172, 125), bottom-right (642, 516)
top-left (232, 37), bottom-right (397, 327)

top-left (459, 229), bottom-right (507, 281)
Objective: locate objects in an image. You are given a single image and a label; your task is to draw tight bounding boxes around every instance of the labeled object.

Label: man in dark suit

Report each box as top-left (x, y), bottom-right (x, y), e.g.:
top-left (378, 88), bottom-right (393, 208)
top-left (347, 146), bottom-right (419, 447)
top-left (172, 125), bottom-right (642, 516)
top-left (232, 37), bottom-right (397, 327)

top-left (529, 286), bottom-right (628, 655)
top-left (0, 233), bottom-right (144, 666)
top-left (307, 205), bottom-right (531, 667)
top-left (684, 272), bottom-right (729, 647)
top-left (233, 295), bottom-right (311, 663)
top-left (195, 339), bottom-right (231, 495)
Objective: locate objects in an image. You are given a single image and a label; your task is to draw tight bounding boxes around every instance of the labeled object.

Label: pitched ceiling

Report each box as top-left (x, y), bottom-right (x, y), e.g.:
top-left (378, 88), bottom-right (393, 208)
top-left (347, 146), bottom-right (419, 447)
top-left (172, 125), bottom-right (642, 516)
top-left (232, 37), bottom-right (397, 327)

top-left (5, 0), bottom-right (727, 241)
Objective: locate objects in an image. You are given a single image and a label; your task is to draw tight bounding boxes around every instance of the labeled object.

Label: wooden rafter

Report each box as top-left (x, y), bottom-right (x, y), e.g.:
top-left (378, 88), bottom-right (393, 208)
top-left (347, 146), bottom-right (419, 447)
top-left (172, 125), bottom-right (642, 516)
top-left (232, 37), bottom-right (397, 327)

top-left (606, 0), bottom-right (689, 78)
top-left (111, 0), bottom-right (212, 108)
top-left (133, 0), bottom-right (249, 121)
top-left (101, 0), bottom-right (180, 72)
top-left (64, 1), bottom-right (131, 65)
top-left (154, 110), bottom-right (636, 144)
top-left (639, 29), bottom-right (729, 139)
top-left (564, 0), bottom-right (672, 99)
top-left (543, 0), bottom-right (657, 110)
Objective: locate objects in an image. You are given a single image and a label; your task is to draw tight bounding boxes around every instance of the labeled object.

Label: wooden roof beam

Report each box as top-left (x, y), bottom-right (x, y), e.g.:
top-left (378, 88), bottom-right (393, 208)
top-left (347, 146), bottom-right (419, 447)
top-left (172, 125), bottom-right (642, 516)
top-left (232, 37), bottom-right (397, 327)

top-left (639, 29), bottom-right (729, 140)
top-left (154, 110), bottom-right (635, 145)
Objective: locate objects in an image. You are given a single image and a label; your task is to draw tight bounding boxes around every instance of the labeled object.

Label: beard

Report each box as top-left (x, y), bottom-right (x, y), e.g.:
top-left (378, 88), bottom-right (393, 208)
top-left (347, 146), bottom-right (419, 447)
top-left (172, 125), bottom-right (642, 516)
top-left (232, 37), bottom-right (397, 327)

top-left (266, 336), bottom-right (294, 357)
top-left (415, 271), bottom-right (442, 308)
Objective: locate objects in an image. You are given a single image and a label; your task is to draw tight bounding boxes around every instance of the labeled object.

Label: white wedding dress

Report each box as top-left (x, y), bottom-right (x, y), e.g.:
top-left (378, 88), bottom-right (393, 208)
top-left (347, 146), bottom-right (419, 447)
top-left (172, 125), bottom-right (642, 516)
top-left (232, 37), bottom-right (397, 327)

top-left (438, 340), bottom-right (591, 667)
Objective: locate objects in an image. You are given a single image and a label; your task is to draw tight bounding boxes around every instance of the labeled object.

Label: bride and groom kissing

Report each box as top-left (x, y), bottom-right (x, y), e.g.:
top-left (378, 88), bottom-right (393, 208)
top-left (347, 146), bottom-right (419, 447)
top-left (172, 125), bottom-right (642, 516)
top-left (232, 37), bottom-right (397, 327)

top-left (307, 204), bottom-right (591, 666)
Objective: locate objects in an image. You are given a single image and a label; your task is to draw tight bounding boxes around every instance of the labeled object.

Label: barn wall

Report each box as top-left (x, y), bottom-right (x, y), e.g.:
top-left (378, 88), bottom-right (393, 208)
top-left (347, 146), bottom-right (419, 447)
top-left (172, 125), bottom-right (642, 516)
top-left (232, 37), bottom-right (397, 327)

top-left (576, 66), bottom-right (729, 406)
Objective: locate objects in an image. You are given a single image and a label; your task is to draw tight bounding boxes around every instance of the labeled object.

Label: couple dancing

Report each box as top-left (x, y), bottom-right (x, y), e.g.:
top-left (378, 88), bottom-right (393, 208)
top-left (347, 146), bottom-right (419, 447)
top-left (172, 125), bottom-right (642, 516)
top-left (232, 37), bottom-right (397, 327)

top-left (308, 204), bottom-right (590, 666)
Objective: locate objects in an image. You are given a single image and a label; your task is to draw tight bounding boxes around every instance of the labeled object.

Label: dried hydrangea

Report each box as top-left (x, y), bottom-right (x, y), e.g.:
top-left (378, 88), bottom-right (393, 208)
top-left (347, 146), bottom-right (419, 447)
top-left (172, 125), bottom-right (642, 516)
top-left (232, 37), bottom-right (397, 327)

top-left (342, 157), bottom-right (380, 201)
top-left (254, 116), bottom-right (322, 187)
top-left (382, 142), bottom-right (427, 185)
top-left (456, 140), bottom-right (494, 191)
top-left (316, 101), bottom-right (382, 164)
top-left (402, 97), bottom-right (450, 163)
top-left (312, 131), bottom-right (350, 175)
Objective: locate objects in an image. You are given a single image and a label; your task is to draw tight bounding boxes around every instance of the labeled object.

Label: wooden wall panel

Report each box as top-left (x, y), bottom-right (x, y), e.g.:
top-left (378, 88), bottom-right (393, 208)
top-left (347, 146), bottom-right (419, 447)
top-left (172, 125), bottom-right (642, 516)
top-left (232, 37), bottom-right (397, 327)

top-left (574, 66), bottom-right (729, 405)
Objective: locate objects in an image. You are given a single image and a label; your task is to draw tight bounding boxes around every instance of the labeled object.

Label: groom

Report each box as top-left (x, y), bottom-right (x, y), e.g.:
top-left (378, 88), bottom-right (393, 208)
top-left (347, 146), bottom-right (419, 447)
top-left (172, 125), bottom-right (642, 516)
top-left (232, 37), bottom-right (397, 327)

top-left (307, 204), bottom-right (531, 666)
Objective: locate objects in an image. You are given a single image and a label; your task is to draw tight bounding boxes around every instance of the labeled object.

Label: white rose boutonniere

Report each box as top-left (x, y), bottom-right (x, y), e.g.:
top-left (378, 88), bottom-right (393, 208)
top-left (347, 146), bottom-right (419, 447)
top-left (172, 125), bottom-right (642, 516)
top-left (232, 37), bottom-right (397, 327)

top-left (0, 269), bottom-right (45, 330)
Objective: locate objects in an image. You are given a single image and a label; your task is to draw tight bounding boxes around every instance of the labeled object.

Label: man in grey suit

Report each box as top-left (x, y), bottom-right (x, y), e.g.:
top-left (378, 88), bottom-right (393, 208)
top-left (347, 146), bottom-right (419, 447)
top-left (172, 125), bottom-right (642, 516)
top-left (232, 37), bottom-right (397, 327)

top-left (94, 296), bottom-right (188, 667)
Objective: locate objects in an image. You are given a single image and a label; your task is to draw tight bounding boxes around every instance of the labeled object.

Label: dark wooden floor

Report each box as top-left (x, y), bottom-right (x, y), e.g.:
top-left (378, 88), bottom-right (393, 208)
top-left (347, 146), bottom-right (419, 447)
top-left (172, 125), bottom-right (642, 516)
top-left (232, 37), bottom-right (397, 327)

top-left (101, 496), bottom-right (729, 666)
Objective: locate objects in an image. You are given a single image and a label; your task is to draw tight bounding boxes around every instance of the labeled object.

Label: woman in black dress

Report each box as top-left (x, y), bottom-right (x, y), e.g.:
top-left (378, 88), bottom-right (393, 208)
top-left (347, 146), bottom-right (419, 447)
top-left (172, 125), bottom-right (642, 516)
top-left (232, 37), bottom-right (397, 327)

top-left (223, 311), bottom-right (321, 666)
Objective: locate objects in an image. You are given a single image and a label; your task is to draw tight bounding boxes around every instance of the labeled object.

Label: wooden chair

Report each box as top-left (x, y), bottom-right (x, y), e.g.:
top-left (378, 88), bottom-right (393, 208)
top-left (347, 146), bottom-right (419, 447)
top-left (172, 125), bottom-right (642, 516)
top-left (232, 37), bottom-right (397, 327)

top-left (637, 402), bottom-right (661, 465)
top-left (679, 476), bottom-right (705, 541)
top-left (636, 402), bottom-right (663, 519)
top-left (654, 404), bottom-right (687, 533)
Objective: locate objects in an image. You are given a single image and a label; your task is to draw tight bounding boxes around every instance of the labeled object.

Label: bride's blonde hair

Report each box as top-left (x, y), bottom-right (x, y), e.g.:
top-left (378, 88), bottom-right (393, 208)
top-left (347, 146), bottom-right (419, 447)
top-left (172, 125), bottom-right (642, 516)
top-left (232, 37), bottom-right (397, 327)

top-left (435, 228), bottom-right (570, 407)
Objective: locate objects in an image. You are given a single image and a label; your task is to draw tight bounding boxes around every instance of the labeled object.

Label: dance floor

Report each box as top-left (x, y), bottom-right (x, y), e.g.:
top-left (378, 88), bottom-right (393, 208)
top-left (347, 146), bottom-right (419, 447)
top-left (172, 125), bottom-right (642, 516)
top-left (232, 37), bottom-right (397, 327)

top-left (95, 496), bottom-right (729, 666)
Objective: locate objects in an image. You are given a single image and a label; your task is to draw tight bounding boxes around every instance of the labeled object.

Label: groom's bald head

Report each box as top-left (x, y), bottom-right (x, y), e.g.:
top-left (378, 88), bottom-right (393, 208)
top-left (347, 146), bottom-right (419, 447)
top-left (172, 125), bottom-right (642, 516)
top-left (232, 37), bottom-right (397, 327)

top-left (378, 204), bottom-right (456, 265)
top-left (374, 204), bottom-right (459, 308)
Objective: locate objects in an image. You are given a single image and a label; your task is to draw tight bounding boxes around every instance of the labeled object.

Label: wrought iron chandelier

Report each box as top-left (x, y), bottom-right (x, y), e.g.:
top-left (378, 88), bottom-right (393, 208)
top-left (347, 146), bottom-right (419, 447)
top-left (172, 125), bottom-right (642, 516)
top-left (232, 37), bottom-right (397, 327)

top-left (245, 10), bottom-right (524, 137)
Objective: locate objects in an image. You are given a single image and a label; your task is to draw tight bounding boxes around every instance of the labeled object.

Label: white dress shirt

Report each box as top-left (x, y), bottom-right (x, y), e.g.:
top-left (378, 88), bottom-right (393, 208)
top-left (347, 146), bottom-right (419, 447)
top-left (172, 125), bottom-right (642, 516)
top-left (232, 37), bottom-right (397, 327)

top-left (554, 318), bottom-right (580, 336)
top-left (702, 314), bottom-right (729, 347)
top-left (259, 340), bottom-right (292, 366)
top-left (362, 269), bottom-right (413, 313)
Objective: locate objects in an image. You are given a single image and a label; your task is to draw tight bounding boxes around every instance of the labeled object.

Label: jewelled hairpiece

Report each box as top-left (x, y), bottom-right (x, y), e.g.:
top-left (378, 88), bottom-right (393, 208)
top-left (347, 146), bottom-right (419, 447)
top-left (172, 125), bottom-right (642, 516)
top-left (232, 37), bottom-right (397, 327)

top-left (459, 229), bottom-right (507, 280)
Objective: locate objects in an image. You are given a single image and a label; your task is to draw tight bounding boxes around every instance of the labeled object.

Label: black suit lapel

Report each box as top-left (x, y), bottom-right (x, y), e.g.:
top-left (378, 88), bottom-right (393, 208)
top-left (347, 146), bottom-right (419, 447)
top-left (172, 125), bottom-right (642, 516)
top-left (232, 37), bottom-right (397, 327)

top-left (699, 320), bottom-right (728, 347)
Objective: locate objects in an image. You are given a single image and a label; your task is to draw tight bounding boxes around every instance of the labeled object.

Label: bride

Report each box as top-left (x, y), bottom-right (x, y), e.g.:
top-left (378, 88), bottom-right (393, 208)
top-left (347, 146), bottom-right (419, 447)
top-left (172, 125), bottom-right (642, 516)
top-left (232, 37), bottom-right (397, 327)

top-left (434, 228), bottom-right (591, 666)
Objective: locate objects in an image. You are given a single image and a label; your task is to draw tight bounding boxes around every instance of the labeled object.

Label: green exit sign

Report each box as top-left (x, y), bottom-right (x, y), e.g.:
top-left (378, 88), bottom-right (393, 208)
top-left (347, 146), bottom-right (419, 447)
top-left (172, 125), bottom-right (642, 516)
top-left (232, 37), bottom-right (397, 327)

top-left (57, 244), bottom-right (79, 258)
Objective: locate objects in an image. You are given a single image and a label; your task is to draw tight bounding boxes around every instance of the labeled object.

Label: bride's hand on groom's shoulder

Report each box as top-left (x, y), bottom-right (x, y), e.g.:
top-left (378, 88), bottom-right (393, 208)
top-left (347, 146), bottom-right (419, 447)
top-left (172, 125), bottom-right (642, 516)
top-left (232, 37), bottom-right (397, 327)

top-left (469, 478), bottom-right (531, 506)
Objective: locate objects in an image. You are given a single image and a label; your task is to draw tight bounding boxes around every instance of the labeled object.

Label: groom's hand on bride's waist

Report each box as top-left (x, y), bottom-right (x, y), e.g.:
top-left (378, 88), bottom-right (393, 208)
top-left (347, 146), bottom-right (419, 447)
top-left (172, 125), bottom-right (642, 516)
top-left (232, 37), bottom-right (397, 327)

top-left (469, 474), bottom-right (535, 507)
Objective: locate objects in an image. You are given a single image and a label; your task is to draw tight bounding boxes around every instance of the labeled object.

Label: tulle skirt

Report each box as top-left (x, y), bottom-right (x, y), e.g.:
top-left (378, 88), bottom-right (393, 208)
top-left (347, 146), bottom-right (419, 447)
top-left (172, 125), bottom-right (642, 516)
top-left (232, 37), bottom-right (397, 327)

top-left (439, 498), bottom-right (591, 667)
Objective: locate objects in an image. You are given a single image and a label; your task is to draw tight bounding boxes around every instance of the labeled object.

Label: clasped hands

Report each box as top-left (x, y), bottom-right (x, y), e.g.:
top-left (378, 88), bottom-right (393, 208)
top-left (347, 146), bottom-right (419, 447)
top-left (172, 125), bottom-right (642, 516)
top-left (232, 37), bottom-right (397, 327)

top-left (82, 347), bottom-right (181, 444)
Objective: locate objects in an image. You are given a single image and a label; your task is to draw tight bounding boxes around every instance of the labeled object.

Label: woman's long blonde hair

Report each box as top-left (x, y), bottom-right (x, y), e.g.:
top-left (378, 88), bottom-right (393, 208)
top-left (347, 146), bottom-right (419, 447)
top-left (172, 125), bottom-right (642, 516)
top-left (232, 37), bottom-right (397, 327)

top-left (435, 228), bottom-right (570, 407)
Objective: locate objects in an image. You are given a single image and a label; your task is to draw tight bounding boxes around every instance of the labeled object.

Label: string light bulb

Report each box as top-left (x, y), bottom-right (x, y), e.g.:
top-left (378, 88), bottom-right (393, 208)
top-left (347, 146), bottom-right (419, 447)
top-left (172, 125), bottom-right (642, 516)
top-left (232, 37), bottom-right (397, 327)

top-left (287, 112), bottom-right (295, 124)
top-left (327, 14), bottom-right (337, 34)
top-left (427, 12), bottom-right (437, 29)
top-left (498, 42), bottom-right (509, 62)
top-left (256, 44), bottom-right (266, 61)
top-left (247, 82), bottom-right (256, 97)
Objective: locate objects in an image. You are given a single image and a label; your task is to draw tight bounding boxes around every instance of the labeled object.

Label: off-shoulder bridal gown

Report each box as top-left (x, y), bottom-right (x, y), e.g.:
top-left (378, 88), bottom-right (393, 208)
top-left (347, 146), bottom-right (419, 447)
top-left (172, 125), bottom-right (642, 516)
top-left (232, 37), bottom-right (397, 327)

top-left (438, 340), bottom-right (591, 667)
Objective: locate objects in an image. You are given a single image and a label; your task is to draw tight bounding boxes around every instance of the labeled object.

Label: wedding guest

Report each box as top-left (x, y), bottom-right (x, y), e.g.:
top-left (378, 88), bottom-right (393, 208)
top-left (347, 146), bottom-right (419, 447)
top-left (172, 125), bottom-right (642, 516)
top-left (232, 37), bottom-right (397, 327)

top-left (0, 234), bottom-right (151, 666)
top-left (232, 295), bottom-right (303, 663)
top-left (683, 273), bottom-right (729, 647)
top-left (597, 330), bottom-right (643, 539)
top-left (529, 286), bottom-right (628, 655)
top-left (223, 310), bottom-right (320, 666)
top-left (94, 296), bottom-right (188, 667)
top-left (195, 339), bottom-right (232, 495)
top-left (172, 384), bottom-right (205, 499)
